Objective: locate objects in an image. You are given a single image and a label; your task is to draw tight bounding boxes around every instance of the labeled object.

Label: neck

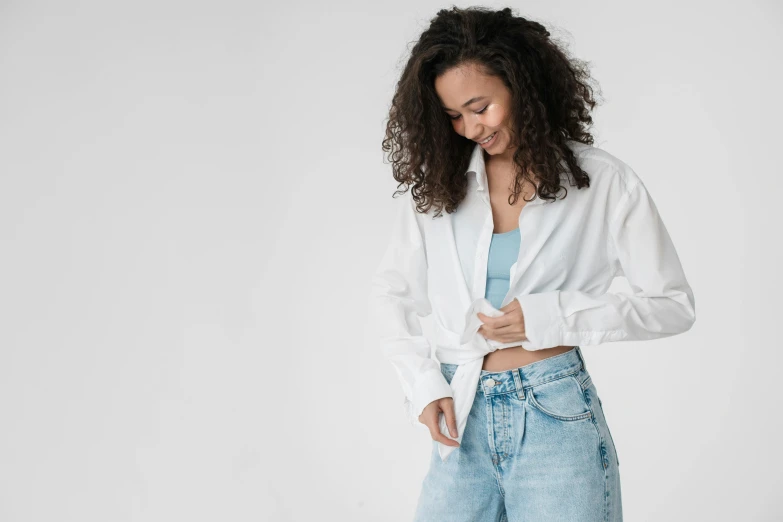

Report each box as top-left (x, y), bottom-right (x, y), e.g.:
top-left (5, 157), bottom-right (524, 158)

top-left (485, 151), bottom-right (539, 185)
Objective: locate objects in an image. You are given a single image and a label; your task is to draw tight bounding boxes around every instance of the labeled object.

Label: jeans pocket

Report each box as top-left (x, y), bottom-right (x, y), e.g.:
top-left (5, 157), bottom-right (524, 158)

top-left (526, 372), bottom-right (593, 422)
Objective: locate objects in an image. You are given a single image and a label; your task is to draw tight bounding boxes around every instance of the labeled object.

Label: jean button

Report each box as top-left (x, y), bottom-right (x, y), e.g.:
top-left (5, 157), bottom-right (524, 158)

top-left (485, 379), bottom-right (496, 387)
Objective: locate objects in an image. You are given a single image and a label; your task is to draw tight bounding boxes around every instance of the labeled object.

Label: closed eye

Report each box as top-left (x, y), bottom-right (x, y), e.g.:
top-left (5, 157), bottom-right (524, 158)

top-left (449, 105), bottom-right (488, 121)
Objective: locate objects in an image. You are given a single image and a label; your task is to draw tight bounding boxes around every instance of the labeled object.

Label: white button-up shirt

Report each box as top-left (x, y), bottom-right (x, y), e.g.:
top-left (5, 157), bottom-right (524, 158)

top-left (369, 140), bottom-right (696, 462)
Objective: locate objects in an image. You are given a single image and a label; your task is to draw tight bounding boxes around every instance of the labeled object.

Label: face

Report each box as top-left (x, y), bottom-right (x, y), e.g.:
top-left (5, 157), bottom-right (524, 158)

top-left (434, 62), bottom-right (516, 160)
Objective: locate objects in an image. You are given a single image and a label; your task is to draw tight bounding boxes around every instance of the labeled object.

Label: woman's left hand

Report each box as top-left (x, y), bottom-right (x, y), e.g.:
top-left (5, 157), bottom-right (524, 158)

top-left (477, 298), bottom-right (529, 343)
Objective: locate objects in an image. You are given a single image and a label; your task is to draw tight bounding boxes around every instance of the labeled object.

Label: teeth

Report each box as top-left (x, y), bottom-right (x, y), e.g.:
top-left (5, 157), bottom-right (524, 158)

top-left (481, 132), bottom-right (496, 144)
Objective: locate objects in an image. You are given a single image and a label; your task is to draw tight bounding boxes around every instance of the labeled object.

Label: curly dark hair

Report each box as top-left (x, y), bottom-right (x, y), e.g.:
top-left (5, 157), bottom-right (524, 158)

top-left (381, 6), bottom-right (603, 216)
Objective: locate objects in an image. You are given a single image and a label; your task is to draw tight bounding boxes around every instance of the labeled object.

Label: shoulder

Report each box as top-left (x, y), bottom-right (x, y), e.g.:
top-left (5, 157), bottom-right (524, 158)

top-left (565, 140), bottom-right (645, 197)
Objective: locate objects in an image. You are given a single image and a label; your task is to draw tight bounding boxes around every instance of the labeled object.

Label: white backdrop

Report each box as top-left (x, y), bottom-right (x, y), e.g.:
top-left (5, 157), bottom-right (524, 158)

top-left (0, 1), bottom-right (780, 521)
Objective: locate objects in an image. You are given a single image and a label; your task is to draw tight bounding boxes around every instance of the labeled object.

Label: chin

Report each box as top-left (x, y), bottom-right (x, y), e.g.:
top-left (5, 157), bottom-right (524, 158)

top-left (487, 136), bottom-right (504, 151)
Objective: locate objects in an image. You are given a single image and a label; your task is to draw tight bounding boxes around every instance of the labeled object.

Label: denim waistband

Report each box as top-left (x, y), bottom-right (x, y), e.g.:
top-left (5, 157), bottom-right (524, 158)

top-left (441, 346), bottom-right (587, 395)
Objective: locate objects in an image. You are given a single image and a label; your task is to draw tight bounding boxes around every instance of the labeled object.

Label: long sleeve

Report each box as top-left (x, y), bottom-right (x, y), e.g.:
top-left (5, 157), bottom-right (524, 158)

top-left (514, 170), bottom-right (696, 348)
top-left (369, 190), bottom-right (453, 427)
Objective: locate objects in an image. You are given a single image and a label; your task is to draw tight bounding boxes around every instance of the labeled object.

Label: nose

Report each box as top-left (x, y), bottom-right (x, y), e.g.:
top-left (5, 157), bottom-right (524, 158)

top-left (465, 120), bottom-right (484, 141)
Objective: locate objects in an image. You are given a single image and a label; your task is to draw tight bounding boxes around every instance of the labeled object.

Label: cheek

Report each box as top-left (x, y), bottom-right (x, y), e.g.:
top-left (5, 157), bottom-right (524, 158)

top-left (482, 103), bottom-right (506, 128)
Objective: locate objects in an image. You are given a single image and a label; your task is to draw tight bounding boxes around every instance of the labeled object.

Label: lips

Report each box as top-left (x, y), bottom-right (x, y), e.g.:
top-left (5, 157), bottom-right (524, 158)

top-left (477, 131), bottom-right (497, 144)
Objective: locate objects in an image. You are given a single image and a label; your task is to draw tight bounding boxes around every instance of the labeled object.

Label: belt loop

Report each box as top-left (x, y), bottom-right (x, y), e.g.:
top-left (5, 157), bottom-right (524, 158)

top-left (513, 368), bottom-right (525, 400)
top-left (575, 345), bottom-right (587, 370)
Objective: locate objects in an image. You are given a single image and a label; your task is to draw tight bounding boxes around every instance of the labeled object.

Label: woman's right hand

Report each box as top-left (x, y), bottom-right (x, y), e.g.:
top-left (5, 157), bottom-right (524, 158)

top-left (418, 397), bottom-right (460, 447)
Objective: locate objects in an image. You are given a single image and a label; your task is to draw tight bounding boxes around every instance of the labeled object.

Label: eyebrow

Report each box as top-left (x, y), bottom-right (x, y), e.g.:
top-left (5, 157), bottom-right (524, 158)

top-left (442, 96), bottom-right (488, 111)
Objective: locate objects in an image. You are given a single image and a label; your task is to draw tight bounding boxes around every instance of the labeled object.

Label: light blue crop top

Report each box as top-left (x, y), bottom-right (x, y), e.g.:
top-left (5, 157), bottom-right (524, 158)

top-left (485, 227), bottom-right (521, 309)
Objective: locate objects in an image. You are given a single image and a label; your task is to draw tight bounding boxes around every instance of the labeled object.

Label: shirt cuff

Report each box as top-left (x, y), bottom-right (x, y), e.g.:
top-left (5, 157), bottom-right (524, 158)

top-left (404, 369), bottom-right (453, 427)
top-left (514, 291), bottom-right (564, 348)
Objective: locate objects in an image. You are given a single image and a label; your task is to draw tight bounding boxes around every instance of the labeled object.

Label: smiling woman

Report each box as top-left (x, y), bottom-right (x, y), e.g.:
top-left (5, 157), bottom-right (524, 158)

top-left (372, 5), bottom-right (695, 522)
top-left (436, 73), bottom-right (511, 151)
top-left (380, 6), bottom-right (602, 216)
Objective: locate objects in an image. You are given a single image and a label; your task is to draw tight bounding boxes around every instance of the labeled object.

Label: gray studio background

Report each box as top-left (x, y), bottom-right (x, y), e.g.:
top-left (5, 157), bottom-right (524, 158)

top-left (1, 1), bottom-right (780, 521)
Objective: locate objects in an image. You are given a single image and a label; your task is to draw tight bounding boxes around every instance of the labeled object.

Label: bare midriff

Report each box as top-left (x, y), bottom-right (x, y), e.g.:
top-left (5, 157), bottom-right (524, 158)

top-left (481, 345), bottom-right (575, 372)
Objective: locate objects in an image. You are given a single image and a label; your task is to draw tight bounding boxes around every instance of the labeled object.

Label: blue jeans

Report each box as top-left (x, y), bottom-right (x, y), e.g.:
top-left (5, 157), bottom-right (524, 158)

top-left (414, 346), bottom-right (622, 522)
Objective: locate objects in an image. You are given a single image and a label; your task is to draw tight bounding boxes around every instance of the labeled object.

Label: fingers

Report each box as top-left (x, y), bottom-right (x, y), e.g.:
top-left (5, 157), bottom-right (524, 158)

top-left (428, 422), bottom-right (459, 447)
top-left (424, 400), bottom-right (459, 447)
top-left (441, 398), bottom-right (459, 439)
top-left (477, 310), bottom-right (518, 330)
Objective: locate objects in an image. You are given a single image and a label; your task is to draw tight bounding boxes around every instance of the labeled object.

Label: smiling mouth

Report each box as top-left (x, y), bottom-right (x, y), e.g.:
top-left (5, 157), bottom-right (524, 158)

top-left (478, 131), bottom-right (497, 144)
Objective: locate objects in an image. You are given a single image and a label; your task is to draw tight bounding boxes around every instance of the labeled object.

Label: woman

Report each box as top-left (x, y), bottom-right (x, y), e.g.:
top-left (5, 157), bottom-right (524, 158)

top-left (370, 7), bottom-right (695, 522)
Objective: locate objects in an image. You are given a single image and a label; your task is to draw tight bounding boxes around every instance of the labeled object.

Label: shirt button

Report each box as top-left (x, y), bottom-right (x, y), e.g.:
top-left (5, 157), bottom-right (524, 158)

top-left (485, 379), bottom-right (496, 387)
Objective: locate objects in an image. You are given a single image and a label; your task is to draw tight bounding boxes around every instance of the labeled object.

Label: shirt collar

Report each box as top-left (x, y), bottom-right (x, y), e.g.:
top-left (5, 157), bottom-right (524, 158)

top-left (465, 142), bottom-right (564, 201)
top-left (465, 143), bottom-right (488, 191)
